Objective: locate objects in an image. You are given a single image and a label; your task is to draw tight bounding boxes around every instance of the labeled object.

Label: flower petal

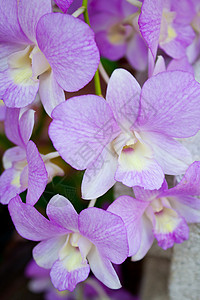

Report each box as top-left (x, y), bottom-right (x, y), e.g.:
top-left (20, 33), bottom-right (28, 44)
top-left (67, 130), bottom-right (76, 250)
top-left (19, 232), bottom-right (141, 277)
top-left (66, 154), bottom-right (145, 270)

top-left (140, 131), bottom-right (193, 175)
top-left (0, 0), bottom-right (30, 44)
top-left (3, 146), bottom-right (26, 169)
top-left (39, 70), bottom-right (65, 117)
top-left (108, 195), bottom-right (149, 256)
top-left (49, 95), bottom-right (120, 170)
top-left (106, 68), bottom-right (141, 129)
top-left (46, 195), bottom-right (79, 232)
top-left (18, 0), bottom-right (52, 43)
top-left (137, 71), bottom-right (200, 138)
top-left (131, 215), bottom-right (154, 261)
top-left (33, 236), bottom-right (66, 269)
top-left (54, 0), bottom-right (73, 13)
top-left (79, 207), bottom-right (128, 264)
top-left (81, 144), bottom-right (118, 200)
top-left (26, 141), bottom-right (48, 206)
top-left (50, 255), bottom-right (90, 292)
top-left (36, 13), bottom-right (99, 92)
top-left (8, 195), bottom-right (66, 241)
top-left (19, 109), bottom-right (35, 145)
top-left (0, 168), bottom-right (23, 204)
top-left (87, 246), bottom-right (121, 289)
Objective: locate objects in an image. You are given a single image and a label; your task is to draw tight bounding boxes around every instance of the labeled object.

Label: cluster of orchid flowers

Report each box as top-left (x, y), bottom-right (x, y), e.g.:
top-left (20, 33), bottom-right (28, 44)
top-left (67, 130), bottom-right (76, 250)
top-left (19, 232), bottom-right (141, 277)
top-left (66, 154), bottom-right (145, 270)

top-left (1, 0), bottom-right (200, 297)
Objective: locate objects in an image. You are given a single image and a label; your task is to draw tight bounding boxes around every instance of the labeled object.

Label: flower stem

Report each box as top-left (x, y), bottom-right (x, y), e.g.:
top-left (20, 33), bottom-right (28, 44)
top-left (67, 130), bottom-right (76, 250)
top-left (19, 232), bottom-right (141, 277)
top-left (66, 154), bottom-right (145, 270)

top-left (72, 6), bottom-right (85, 18)
top-left (82, 0), bottom-right (102, 96)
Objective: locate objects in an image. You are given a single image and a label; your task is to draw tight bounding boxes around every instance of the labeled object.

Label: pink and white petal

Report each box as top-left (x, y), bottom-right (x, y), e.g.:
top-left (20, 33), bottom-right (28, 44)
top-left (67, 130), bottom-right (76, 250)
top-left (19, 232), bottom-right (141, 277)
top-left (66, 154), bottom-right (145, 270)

top-left (187, 36), bottom-right (200, 64)
top-left (165, 161), bottom-right (200, 196)
top-left (0, 168), bottom-right (24, 204)
top-left (87, 246), bottom-right (121, 289)
top-left (115, 158), bottom-right (164, 190)
top-left (19, 109), bottom-right (35, 144)
top-left (0, 0), bottom-right (30, 44)
top-left (26, 141), bottom-right (48, 206)
top-left (36, 13), bottom-right (99, 92)
top-left (8, 195), bottom-right (66, 241)
top-left (153, 210), bottom-right (189, 250)
top-left (106, 68), bottom-right (141, 129)
top-left (25, 259), bottom-right (50, 278)
top-left (18, 0), bottom-right (52, 43)
top-left (172, 0), bottom-right (195, 24)
top-left (131, 215), bottom-right (154, 261)
top-left (3, 146), bottom-right (26, 169)
top-left (169, 195), bottom-right (200, 223)
top-left (79, 207), bottom-right (128, 264)
top-left (54, 0), bottom-right (73, 13)
top-left (46, 195), bottom-right (79, 232)
top-left (50, 258), bottom-right (90, 292)
top-left (108, 195), bottom-right (149, 256)
top-left (4, 108), bottom-right (24, 147)
top-left (33, 235), bottom-right (66, 269)
top-left (49, 95), bottom-right (120, 170)
top-left (81, 145), bottom-right (118, 200)
top-left (95, 30), bottom-right (126, 61)
top-left (0, 43), bottom-right (26, 72)
top-left (140, 131), bottom-right (193, 175)
top-left (126, 35), bottom-right (148, 72)
top-left (137, 71), bottom-right (200, 137)
top-left (0, 69), bottom-right (39, 108)
top-left (39, 70), bottom-right (65, 117)
top-left (167, 56), bottom-right (194, 74)
top-left (133, 180), bottom-right (168, 202)
top-left (139, 0), bottom-right (163, 59)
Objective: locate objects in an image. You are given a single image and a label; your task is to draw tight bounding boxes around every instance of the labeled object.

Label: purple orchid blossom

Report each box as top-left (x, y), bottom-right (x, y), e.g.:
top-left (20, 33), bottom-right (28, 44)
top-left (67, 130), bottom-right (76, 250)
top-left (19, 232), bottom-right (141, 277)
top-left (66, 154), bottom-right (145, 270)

top-left (139, 0), bottom-right (195, 61)
top-left (53, 0), bottom-right (74, 13)
top-left (9, 194), bottom-right (128, 291)
top-left (26, 260), bottom-right (138, 300)
top-left (0, 0), bottom-right (99, 116)
top-left (88, 0), bottom-right (148, 71)
top-left (108, 161), bottom-right (200, 260)
top-left (49, 68), bottom-right (200, 199)
top-left (0, 108), bottom-right (64, 205)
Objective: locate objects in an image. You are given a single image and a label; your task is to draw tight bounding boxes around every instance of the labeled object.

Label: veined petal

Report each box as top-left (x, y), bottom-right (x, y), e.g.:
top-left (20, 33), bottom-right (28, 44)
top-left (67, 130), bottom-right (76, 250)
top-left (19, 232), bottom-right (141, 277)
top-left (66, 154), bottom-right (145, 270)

top-left (133, 180), bottom-right (168, 202)
top-left (4, 108), bottom-right (25, 147)
top-left (8, 195), bottom-right (66, 241)
top-left (0, 0), bottom-right (30, 44)
top-left (137, 71), bottom-right (200, 138)
top-left (26, 141), bottom-right (48, 206)
top-left (36, 13), bottom-right (99, 92)
top-left (33, 235), bottom-right (66, 269)
top-left (164, 161), bottom-right (200, 196)
top-left (19, 109), bottom-right (35, 145)
top-left (131, 215), bottom-right (154, 261)
top-left (139, 0), bottom-right (163, 59)
top-left (49, 95), bottom-right (120, 170)
top-left (152, 207), bottom-right (189, 250)
top-left (81, 144), bottom-right (118, 200)
top-left (140, 131), bottom-right (193, 175)
top-left (50, 250), bottom-right (90, 291)
top-left (39, 70), bottom-right (65, 117)
top-left (106, 69), bottom-right (141, 129)
top-left (115, 156), bottom-right (164, 190)
top-left (46, 195), bottom-right (79, 232)
top-left (18, 0), bottom-right (52, 43)
top-left (87, 246), bottom-right (121, 289)
top-left (79, 207), bottom-right (128, 264)
top-left (0, 67), bottom-right (39, 108)
top-left (108, 195), bottom-right (149, 256)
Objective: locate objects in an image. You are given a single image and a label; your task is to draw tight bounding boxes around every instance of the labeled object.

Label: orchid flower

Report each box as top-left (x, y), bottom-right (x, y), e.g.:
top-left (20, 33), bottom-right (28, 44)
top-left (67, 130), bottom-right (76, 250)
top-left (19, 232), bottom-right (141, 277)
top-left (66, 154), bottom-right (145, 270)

top-left (89, 0), bottom-right (148, 71)
top-left (139, 0), bottom-right (195, 61)
top-left (108, 161), bottom-right (200, 260)
top-left (9, 194), bottom-right (128, 291)
top-left (0, 108), bottom-right (63, 205)
top-left (0, 0), bottom-right (99, 115)
top-left (49, 68), bottom-right (200, 199)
